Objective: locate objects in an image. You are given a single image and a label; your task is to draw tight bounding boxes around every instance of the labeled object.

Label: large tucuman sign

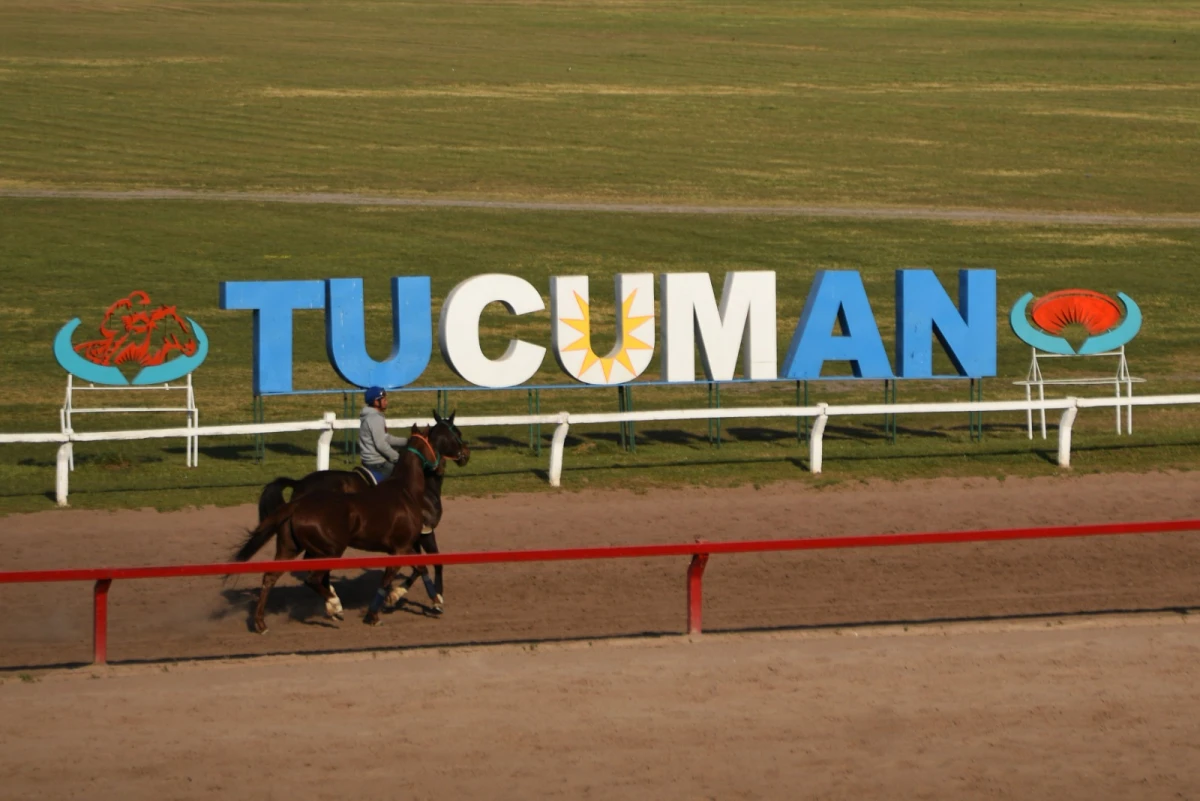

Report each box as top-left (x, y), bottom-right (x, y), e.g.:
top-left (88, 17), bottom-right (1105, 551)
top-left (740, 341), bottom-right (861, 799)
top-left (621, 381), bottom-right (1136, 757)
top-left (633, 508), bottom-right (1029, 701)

top-left (219, 269), bottom-right (997, 394)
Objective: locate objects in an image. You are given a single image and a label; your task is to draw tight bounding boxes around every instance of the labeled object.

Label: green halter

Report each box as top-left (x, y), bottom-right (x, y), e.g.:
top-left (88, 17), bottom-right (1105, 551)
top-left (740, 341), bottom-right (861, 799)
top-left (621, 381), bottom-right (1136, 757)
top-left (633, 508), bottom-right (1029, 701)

top-left (405, 432), bottom-right (442, 473)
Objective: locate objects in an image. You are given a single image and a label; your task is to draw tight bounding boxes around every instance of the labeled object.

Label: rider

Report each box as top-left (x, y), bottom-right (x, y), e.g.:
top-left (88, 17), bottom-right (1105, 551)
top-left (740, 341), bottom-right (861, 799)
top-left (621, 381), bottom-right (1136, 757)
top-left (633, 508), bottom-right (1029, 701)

top-left (359, 386), bottom-right (407, 482)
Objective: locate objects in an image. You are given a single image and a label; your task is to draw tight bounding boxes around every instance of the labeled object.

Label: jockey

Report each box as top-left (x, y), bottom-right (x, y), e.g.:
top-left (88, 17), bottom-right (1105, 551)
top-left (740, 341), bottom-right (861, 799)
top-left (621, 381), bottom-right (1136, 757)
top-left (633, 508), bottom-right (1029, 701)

top-left (358, 386), bottom-right (407, 482)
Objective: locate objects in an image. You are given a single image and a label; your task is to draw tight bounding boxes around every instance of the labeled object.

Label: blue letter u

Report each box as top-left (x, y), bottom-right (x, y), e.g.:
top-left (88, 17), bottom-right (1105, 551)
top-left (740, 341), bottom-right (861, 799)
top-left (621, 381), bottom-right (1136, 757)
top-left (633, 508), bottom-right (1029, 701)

top-left (325, 277), bottom-right (432, 388)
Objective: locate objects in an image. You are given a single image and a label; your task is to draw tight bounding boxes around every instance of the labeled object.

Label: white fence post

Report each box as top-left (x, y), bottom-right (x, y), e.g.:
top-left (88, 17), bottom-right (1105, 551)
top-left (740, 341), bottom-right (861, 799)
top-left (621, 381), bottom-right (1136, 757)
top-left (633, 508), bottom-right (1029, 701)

top-left (1057, 399), bottom-right (1080, 468)
top-left (316, 412), bottom-right (336, 471)
top-left (809, 405), bottom-right (829, 474)
top-left (56, 441), bottom-right (71, 507)
top-left (548, 413), bottom-right (571, 487)
top-left (189, 408), bottom-right (199, 468)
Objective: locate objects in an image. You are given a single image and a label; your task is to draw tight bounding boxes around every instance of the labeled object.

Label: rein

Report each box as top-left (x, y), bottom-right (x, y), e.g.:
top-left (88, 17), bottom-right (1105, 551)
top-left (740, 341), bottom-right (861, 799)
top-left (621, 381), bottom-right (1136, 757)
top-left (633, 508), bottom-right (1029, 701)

top-left (405, 432), bottom-right (442, 473)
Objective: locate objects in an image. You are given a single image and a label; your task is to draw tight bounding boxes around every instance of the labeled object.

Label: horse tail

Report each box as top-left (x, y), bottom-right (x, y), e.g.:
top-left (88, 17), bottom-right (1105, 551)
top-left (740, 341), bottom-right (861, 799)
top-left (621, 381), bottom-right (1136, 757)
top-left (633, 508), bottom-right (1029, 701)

top-left (234, 504), bottom-right (293, 563)
top-left (258, 476), bottom-right (301, 523)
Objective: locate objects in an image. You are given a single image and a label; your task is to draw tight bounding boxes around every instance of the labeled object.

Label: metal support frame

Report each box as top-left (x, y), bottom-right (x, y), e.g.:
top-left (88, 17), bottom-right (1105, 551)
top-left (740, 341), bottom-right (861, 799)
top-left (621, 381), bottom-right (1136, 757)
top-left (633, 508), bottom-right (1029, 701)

top-left (341, 390), bottom-right (356, 462)
top-left (882, 379), bottom-right (897, 443)
top-left (252, 392), bottom-right (265, 463)
top-left (969, 377), bottom-right (984, 442)
top-left (710, 380), bottom-right (810, 448)
top-left (617, 385), bottom-right (636, 452)
top-left (1016, 346), bottom-right (1143, 440)
top-left (528, 388), bottom-right (542, 455)
top-left (62, 373), bottom-right (199, 469)
top-left (884, 379), bottom-right (983, 444)
top-left (707, 382), bottom-right (722, 447)
top-left (796, 381), bottom-right (809, 443)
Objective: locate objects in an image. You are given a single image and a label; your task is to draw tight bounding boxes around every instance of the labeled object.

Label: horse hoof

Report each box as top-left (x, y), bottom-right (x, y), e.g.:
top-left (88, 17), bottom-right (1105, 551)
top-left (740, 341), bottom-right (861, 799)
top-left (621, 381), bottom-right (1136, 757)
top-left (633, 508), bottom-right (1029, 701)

top-left (363, 614), bottom-right (381, 627)
top-left (332, 612), bottom-right (344, 622)
top-left (430, 605), bottom-right (444, 616)
top-left (255, 624), bottom-right (269, 635)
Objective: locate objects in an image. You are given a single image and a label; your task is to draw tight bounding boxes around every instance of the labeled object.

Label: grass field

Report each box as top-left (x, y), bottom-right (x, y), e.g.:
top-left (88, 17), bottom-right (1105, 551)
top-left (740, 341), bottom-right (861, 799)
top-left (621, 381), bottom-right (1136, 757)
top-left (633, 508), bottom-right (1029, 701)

top-left (1, 0), bottom-right (1198, 513)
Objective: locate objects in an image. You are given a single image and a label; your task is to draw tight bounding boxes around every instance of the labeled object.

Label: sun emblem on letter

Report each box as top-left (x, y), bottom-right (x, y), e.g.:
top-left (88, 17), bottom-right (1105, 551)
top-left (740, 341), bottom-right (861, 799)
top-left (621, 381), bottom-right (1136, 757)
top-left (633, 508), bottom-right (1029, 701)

top-left (551, 274), bottom-right (656, 385)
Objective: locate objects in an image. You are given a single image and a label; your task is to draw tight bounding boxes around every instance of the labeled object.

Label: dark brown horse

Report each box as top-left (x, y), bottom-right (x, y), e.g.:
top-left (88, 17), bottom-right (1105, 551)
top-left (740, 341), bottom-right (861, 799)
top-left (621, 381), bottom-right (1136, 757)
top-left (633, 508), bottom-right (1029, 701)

top-left (233, 421), bottom-right (467, 633)
top-left (255, 410), bottom-right (469, 613)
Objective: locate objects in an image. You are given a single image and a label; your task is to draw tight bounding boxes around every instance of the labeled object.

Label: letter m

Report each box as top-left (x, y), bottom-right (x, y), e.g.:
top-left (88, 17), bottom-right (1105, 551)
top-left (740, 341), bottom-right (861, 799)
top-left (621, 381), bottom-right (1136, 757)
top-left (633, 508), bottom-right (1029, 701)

top-left (660, 272), bottom-right (777, 382)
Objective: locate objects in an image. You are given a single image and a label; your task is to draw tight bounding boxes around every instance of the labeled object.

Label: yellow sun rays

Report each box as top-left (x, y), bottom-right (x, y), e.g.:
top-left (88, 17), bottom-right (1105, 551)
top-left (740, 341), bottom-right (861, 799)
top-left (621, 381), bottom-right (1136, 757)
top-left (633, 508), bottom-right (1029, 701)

top-left (560, 289), bottom-right (653, 382)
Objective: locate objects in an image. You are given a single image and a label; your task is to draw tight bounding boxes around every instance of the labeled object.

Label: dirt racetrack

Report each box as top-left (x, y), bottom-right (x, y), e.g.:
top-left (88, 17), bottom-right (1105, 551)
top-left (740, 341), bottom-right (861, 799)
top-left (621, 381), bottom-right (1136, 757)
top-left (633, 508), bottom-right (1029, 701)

top-left (2, 472), bottom-right (1200, 799)
top-left (2, 471), bottom-right (1200, 668)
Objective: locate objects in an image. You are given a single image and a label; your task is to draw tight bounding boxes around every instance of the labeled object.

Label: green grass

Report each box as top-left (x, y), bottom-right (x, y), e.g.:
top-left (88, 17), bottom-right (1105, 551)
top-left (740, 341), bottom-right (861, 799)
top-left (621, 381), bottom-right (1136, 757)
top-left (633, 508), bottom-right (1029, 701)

top-left (0, 0), bottom-right (1197, 212)
top-left (0, 0), bottom-right (1198, 514)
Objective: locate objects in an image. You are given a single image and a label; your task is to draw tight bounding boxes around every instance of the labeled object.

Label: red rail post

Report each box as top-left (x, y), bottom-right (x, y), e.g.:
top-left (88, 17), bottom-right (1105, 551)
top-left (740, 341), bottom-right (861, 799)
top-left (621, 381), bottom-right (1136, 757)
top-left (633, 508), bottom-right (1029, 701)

top-left (687, 553), bottom-right (709, 635)
top-left (93, 579), bottom-right (112, 665)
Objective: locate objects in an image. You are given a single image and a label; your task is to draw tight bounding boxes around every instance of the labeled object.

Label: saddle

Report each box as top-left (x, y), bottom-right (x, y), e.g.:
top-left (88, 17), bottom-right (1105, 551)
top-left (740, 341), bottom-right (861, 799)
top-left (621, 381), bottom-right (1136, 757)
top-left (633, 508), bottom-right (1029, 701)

top-left (353, 465), bottom-right (380, 486)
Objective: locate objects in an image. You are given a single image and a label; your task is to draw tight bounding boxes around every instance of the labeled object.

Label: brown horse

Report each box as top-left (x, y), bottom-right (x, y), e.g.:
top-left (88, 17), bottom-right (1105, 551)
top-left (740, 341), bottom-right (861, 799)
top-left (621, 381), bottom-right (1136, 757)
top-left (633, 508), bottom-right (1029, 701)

top-left (255, 410), bottom-right (470, 613)
top-left (233, 421), bottom-right (467, 633)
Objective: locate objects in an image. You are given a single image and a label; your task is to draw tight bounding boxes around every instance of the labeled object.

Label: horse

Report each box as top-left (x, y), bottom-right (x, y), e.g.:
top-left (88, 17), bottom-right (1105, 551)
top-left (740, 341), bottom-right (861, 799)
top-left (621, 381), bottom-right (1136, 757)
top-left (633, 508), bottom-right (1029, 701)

top-left (232, 421), bottom-right (468, 633)
top-left (255, 410), bottom-right (470, 613)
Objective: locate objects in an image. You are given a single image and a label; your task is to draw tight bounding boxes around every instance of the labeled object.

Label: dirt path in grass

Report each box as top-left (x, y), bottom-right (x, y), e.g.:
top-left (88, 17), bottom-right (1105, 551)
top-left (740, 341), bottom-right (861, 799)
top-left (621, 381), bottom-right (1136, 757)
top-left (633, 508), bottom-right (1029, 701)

top-left (3, 188), bottom-right (1199, 226)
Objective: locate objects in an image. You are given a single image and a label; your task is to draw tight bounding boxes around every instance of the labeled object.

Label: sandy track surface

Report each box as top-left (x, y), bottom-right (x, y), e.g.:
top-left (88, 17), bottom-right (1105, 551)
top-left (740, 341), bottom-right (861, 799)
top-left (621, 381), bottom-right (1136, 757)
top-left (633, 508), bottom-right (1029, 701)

top-left (1, 471), bottom-right (1198, 669)
top-left (1, 615), bottom-right (1198, 800)
top-left (3, 472), bottom-right (1200, 799)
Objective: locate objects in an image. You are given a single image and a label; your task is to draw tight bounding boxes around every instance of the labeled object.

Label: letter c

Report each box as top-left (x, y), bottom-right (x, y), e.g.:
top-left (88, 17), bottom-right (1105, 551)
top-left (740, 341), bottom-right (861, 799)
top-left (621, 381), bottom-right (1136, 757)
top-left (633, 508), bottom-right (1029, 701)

top-left (438, 275), bottom-right (547, 388)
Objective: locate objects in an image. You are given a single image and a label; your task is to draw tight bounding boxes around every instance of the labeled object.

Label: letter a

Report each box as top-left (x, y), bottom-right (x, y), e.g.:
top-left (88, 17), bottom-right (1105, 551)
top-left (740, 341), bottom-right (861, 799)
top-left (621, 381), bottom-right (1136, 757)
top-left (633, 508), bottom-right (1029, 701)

top-left (780, 271), bottom-right (893, 379)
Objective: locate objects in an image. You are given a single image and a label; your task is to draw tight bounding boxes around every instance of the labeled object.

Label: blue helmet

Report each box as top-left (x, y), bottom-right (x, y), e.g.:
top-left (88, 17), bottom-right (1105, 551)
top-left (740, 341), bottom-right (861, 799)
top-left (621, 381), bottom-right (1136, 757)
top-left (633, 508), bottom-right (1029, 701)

top-left (364, 386), bottom-right (386, 406)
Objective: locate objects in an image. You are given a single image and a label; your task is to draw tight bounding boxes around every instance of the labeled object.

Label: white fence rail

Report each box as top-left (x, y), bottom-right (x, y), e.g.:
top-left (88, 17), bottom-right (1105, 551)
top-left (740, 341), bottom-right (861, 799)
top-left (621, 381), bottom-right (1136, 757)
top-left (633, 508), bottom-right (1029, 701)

top-left (2, 394), bottom-right (1198, 507)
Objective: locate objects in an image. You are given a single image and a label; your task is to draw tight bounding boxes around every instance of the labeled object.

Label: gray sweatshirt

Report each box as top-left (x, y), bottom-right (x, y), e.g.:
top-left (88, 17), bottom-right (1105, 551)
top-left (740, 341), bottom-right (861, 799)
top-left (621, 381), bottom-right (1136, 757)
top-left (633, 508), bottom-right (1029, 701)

top-left (358, 406), bottom-right (408, 466)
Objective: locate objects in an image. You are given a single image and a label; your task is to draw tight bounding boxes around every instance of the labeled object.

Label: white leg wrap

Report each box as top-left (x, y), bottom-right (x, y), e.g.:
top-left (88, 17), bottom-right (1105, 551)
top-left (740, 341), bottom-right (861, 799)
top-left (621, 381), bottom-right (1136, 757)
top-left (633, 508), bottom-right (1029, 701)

top-left (386, 585), bottom-right (408, 606)
top-left (325, 597), bottom-right (344, 617)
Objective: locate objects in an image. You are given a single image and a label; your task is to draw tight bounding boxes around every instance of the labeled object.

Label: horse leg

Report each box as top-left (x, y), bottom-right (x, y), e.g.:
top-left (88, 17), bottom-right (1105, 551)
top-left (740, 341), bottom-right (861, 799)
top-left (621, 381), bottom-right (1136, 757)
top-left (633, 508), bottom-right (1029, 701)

top-left (387, 568), bottom-right (421, 606)
top-left (253, 572), bottom-right (282, 634)
top-left (365, 566), bottom-right (401, 626)
top-left (322, 572), bottom-right (344, 620)
top-left (303, 561), bottom-right (343, 622)
top-left (253, 520), bottom-right (303, 634)
top-left (418, 531), bottom-right (444, 614)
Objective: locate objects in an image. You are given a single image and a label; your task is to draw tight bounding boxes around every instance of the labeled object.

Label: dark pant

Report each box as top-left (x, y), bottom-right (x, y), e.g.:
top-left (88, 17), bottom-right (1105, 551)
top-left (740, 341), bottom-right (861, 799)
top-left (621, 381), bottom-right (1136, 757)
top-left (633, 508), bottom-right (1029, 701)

top-left (364, 461), bottom-right (393, 484)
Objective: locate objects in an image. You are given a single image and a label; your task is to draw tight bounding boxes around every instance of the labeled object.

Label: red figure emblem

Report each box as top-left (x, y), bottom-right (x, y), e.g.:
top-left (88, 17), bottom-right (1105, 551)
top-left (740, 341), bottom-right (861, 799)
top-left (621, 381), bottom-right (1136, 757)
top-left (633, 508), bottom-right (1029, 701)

top-left (74, 291), bottom-right (199, 368)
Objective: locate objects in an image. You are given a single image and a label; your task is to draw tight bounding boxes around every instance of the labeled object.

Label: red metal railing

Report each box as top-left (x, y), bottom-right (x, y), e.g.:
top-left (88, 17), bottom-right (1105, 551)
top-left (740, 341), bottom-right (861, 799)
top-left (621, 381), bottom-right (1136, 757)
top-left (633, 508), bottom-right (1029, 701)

top-left (2, 518), bottom-right (1197, 665)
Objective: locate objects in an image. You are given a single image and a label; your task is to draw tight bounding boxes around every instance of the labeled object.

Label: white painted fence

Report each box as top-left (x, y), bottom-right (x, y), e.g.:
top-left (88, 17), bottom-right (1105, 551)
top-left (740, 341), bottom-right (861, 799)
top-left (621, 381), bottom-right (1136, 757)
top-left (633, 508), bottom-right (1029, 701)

top-left (2, 394), bottom-right (1199, 507)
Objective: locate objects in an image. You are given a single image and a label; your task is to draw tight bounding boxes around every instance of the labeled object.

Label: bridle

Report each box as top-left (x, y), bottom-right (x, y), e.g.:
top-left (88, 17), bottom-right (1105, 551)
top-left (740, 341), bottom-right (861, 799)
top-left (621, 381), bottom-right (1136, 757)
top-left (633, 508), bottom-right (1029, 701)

top-left (405, 423), bottom-right (470, 474)
top-left (405, 431), bottom-right (443, 473)
top-left (440, 422), bottom-right (470, 464)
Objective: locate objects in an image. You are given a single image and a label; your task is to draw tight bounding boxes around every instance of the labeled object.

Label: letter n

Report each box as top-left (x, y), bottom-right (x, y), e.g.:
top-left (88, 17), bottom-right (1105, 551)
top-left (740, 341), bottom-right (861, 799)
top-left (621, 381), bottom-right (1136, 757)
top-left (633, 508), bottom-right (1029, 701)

top-left (895, 269), bottom-right (996, 377)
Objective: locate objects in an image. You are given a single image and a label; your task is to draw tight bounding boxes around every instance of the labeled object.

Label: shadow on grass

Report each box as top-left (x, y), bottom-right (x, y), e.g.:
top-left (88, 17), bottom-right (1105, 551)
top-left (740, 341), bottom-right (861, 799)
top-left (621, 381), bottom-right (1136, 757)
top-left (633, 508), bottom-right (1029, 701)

top-left (166, 442), bottom-right (314, 460)
top-left (0, 480), bottom-right (270, 501)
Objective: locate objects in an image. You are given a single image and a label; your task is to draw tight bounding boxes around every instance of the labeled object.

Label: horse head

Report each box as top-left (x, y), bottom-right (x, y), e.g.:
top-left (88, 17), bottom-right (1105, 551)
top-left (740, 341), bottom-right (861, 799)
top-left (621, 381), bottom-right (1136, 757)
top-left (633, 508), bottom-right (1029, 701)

top-left (431, 409), bottom-right (470, 468)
